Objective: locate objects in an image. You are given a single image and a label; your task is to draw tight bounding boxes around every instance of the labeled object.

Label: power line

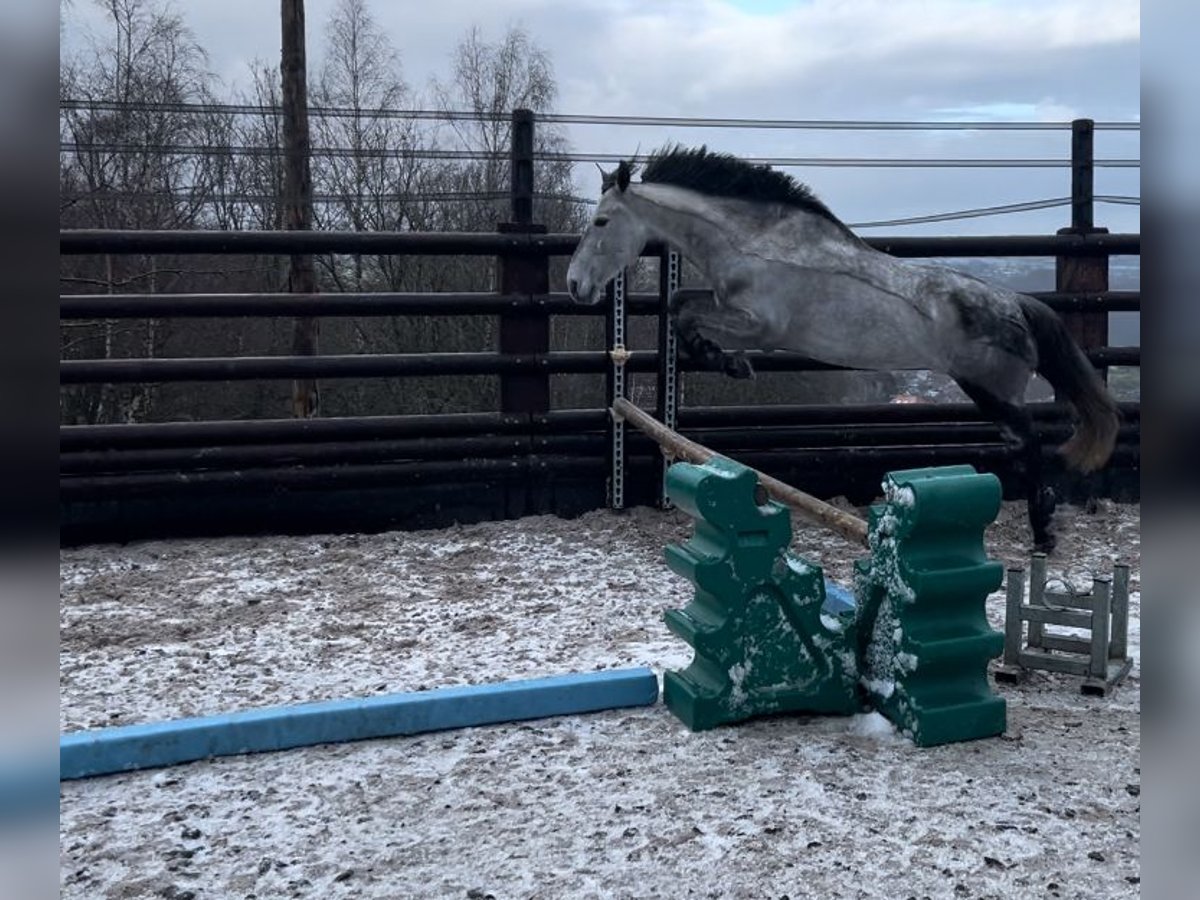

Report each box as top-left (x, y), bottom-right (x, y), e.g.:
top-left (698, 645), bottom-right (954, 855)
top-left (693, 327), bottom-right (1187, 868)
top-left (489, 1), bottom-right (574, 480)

top-left (60, 143), bottom-right (490, 160)
top-left (562, 153), bottom-right (1140, 168)
top-left (850, 198), bottom-right (1073, 228)
top-left (61, 99), bottom-right (491, 122)
top-left (848, 196), bottom-right (1139, 229)
top-left (543, 114), bottom-right (1140, 132)
top-left (59, 142), bottom-right (1141, 168)
top-left (59, 99), bottom-right (1141, 131)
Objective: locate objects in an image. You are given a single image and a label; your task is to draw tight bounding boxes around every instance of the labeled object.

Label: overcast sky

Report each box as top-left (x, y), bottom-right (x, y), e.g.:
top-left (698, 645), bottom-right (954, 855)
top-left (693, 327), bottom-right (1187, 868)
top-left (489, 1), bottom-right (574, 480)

top-left (61, 0), bottom-right (1141, 237)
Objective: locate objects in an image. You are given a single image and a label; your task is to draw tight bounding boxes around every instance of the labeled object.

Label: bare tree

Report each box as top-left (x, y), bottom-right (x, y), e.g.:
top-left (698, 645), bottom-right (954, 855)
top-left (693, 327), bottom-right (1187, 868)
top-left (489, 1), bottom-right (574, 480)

top-left (429, 25), bottom-right (594, 411)
top-left (58, 6), bottom-right (604, 421)
top-left (60, 0), bottom-right (218, 231)
top-left (59, 0), bottom-right (220, 424)
top-left (231, 62), bottom-right (288, 233)
top-left (310, 0), bottom-right (419, 291)
top-left (303, 0), bottom-right (448, 415)
top-left (432, 25), bottom-right (586, 235)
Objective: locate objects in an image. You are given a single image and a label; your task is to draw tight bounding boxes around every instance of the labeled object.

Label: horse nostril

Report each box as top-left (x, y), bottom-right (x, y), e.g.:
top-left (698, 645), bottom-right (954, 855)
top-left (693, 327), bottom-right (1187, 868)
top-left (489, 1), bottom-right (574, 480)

top-left (568, 278), bottom-right (579, 299)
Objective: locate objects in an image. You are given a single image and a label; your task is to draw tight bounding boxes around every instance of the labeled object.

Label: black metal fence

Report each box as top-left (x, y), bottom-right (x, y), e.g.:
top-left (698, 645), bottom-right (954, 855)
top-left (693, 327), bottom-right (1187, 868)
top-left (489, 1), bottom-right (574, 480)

top-left (59, 113), bottom-right (1140, 544)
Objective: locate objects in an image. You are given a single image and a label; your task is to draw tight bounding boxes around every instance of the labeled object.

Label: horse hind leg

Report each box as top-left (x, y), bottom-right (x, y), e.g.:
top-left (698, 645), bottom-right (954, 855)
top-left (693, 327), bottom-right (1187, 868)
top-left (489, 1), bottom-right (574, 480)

top-left (955, 378), bottom-right (1058, 553)
top-left (669, 289), bottom-right (755, 379)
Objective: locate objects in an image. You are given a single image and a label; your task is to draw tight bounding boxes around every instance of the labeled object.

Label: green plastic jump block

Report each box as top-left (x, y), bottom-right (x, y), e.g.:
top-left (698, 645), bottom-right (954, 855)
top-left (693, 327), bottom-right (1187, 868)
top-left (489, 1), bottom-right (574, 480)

top-left (854, 466), bottom-right (1006, 746)
top-left (662, 457), bottom-right (859, 731)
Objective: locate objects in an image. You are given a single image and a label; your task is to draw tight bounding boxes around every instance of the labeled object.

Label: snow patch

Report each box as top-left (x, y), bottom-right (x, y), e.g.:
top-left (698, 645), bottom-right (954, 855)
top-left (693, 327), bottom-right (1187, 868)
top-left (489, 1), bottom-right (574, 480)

top-left (234, 576), bottom-right (285, 595)
top-left (819, 613), bottom-right (843, 633)
top-left (847, 711), bottom-right (899, 739)
top-left (861, 677), bottom-right (895, 699)
top-left (728, 661), bottom-right (751, 707)
top-left (885, 482), bottom-right (916, 508)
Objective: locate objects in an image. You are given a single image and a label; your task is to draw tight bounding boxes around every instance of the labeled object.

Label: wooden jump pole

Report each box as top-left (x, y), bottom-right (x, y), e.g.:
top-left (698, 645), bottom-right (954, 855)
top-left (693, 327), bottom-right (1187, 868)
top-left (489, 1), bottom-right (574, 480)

top-left (611, 397), bottom-right (869, 548)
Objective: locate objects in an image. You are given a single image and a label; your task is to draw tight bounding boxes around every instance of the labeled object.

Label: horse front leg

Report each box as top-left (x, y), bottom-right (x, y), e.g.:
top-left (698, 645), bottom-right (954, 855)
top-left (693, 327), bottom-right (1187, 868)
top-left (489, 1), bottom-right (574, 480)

top-left (669, 289), bottom-right (762, 380)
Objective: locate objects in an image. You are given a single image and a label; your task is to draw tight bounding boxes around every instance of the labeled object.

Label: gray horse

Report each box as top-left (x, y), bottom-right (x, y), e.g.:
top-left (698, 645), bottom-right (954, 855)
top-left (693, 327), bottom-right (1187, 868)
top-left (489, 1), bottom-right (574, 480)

top-left (566, 146), bottom-right (1119, 552)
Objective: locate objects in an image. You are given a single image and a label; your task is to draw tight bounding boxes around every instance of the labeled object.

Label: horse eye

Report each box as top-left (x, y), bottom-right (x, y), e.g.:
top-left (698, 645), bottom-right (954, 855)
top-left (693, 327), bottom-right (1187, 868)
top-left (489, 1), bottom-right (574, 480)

top-left (593, 216), bottom-right (609, 227)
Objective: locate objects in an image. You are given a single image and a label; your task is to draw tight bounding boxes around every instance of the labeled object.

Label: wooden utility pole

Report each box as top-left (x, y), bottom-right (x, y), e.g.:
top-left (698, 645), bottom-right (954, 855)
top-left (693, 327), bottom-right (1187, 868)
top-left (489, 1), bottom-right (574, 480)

top-left (281, 0), bottom-right (319, 418)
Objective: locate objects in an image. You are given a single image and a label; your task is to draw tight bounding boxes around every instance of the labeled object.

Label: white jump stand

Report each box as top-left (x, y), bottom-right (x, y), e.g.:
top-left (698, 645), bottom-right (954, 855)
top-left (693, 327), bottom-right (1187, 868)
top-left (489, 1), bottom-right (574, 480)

top-left (994, 553), bottom-right (1133, 696)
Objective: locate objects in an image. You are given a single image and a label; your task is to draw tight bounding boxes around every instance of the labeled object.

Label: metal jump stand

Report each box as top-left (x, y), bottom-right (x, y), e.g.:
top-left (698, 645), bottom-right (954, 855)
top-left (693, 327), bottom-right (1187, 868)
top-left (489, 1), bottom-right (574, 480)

top-left (994, 553), bottom-right (1133, 696)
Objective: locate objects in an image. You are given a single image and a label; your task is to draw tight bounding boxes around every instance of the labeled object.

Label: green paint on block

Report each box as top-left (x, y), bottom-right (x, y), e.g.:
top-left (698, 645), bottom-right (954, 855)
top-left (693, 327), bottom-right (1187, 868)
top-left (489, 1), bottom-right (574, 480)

top-left (662, 457), bottom-right (859, 731)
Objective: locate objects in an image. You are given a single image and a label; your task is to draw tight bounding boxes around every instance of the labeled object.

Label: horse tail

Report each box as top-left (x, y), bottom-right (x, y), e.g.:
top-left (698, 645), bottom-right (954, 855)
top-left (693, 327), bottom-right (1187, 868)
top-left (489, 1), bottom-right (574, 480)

top-left (1018, 295), bottom-right (1120, 472)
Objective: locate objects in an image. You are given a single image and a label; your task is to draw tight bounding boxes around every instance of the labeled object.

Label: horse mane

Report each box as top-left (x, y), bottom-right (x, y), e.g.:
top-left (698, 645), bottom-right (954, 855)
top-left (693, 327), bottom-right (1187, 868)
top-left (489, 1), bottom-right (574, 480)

top-left (638, 145), bottom-right (856, 237)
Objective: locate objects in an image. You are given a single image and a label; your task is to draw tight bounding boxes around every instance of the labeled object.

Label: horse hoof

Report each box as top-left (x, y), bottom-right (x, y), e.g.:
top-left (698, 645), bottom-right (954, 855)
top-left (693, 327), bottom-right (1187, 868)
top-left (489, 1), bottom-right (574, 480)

top-left (724, 355), bottom-right (755, 379)
top-left (1034, 533), bottom-right (1057, 554)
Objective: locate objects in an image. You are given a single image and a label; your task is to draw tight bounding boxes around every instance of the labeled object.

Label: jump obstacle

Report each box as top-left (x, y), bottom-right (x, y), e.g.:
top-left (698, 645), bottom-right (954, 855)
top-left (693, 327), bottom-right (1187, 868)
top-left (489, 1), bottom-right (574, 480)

top-left (612, 397), bottom-right (869, 548)
top-left (613, 400), bottom-right (1008, 747)
top-left (61, 405), bottom-right (1014, 780)
top-left (995, 552), bottom-right (1133, 695)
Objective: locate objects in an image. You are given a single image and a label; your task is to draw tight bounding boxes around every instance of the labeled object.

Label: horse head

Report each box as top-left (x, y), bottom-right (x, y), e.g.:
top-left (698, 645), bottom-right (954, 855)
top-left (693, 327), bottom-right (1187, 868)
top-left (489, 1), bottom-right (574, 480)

top-left (566, 159), bottom-right (649, 305)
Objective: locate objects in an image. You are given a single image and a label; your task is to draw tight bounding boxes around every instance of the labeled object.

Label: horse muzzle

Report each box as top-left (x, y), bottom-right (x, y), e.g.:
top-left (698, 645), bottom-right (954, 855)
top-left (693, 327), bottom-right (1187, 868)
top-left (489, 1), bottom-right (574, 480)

top-left (567, 276), bottom-right (600, 305)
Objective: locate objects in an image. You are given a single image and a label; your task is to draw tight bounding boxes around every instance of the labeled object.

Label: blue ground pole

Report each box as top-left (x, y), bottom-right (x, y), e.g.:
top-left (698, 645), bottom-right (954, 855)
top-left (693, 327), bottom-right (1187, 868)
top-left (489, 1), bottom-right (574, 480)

top-left (823, 580), bottom-right (856, 616)
top-left (61, 667), bottom-right (660, 781)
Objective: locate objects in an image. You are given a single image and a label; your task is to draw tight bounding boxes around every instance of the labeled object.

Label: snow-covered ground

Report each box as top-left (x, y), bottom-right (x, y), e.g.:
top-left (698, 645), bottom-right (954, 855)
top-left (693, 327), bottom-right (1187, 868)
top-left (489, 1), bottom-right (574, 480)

top-left (60, 498), bottom-right (1140, 899)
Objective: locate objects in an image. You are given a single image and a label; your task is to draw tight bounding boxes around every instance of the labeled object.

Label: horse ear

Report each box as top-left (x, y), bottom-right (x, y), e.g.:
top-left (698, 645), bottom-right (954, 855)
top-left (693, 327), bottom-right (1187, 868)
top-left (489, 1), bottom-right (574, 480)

top-left (599, 164), bottom-right (617, 193)
top-left (616, 159), bottom-right (631, 192)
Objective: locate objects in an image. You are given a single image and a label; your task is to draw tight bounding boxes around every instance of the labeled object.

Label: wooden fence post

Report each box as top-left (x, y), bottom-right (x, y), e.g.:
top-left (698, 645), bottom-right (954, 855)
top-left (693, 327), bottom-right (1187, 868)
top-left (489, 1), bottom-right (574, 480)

top-left (497, 109), bottom-right (549, 512)
top-left (1056, 118), bottom-right (1110, 388)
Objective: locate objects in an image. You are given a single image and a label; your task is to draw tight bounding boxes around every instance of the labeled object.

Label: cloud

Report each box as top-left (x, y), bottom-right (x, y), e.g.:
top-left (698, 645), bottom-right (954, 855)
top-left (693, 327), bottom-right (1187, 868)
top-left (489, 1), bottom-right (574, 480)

top-left (61, 0), bottom-right (1139, 120)
top-left (932, 100), bottom-right (1084, 123)
top-left (581, 0), bottom-right (1139, 112)
top-left (57, 0), bottom-right (1140, 236)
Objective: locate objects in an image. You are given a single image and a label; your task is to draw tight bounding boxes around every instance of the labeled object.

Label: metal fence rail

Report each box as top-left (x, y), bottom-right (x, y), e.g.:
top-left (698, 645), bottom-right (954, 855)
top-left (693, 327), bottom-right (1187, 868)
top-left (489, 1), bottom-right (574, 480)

top-left (61, 423), bottom-right (1142, 476)
top-left (60, 228), bottom-right (1140, 258)
top-left (60, 347), bottom-right (1140, 385)
top-left (59, 401), bottom-right (1141, 450)
top-left (58, 114), bottom-right (1140, 544)
top-left (59, 289), bottom-right (1141, 319)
